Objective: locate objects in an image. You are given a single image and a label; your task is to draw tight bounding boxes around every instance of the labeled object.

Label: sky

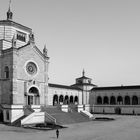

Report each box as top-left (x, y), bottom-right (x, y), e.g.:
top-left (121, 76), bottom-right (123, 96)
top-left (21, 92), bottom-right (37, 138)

top-left (0, 0), bottom-right (140, 87)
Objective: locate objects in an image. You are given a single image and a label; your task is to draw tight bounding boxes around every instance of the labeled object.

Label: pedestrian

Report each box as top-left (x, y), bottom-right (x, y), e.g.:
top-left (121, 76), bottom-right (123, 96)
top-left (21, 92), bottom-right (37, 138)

top-left (56, 129), bottom-right (59, 139)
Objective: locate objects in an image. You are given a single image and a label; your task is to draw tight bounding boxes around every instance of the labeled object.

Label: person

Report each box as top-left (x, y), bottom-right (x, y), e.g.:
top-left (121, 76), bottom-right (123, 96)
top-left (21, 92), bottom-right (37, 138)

top-left (56, 129), bottom-right (59, 139)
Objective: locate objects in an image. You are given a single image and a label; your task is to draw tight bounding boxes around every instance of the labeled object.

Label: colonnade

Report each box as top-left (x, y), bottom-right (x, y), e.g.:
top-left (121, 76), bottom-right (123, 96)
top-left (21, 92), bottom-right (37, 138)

top-left (96, 95), bottom-right (139, 105)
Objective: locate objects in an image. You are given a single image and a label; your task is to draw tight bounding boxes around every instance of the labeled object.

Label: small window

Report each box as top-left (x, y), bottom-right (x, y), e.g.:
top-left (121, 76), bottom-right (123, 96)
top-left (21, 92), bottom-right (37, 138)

top-left (16, 31), bottom-right (26, 42)
top-left (4, 66), bottom-right (9, 79)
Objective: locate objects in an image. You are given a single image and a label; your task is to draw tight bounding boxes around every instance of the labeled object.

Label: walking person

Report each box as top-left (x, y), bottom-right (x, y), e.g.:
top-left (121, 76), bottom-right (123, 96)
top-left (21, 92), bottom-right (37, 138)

top-left (56, 129), bottom-right (59, 139)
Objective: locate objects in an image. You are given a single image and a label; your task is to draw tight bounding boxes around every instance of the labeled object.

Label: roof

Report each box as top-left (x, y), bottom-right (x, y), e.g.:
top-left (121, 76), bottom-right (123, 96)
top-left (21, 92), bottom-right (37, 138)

top-left (92, 85), bottom-right (140, 91)
top-left (71, 83), bottom-right (96, 87)
top-left (49, 83), bottom-right (82, 91)
top-left (0, 20), bottom-right (32, 32)
top-left (76, 76), bottom-right (92, 80)
top-left (18, 43), bottom-right (49, 60)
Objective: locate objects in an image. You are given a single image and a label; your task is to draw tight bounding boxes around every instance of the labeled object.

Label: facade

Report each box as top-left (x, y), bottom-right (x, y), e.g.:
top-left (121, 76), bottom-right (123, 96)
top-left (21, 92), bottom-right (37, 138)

top-left (0, 7), bottom-right (49, 123)
top-left (0, 6), bottom-right (140, 124)
top-left (90, 86), bottom-right (140, 115)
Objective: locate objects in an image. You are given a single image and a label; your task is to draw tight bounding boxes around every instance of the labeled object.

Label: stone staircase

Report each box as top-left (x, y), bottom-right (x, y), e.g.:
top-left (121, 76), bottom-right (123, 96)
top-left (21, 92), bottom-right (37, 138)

top-left (11, 106), bottom-right (34, 126)
top-left (42, 106), bottom-right (91, 125)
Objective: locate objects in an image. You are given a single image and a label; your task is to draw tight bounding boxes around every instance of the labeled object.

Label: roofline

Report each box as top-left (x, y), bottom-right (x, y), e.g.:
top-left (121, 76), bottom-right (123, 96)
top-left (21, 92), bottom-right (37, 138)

top-left (92, 85), bottom-right (140, 91)
top-left (0, 20), bottom-right (32, 32)
top-left (17, 43), bottom-right (49, 60)
top-left (49, 83), bottom-right (82, 91)
top-left (71, 83), bottom-right (96, 87)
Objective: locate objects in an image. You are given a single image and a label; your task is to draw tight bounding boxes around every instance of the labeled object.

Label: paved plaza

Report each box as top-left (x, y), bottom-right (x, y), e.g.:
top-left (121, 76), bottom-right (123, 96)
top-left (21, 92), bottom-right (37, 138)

top-left (0, 115), bottom-right (140, 140)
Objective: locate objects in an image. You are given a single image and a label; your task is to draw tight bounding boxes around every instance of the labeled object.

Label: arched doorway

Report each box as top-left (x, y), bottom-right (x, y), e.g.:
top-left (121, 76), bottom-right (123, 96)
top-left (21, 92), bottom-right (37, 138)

top-left (59, 95), bottom-right (64, 105)
top-left (27, 87), bottom-right (40, 105)
top-left (110, 96), bottom-right (116, 105)
top-left (115, 107), bottom-right (121, 114)
top-left (53, 95), bottom-right (59, 105)
top-left (97, 96), bottom-right (102, 104)
top-left (132, 96), bottom-right (138, 105)
top-left (124, 96), bottom-right (130, 105)
top-left (70, 96), bottom-right (74, 104)
top-left (117, 96), bottom-right (123, 105)
top-left (74, 96), bottom-right (78, 104)
top-left (103, 96), bottom-right (109, 104)
top-left (64, 95), bottom-right (69, 104)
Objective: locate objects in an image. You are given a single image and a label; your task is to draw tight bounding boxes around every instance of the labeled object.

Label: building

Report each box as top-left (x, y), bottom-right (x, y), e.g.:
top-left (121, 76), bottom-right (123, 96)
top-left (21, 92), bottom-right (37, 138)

top-left (0, 5), bottom-right (140, 124)
top-left (0, 6), bottom-right (50, 123)
top-left (90, 85), bottom-right (140, 115)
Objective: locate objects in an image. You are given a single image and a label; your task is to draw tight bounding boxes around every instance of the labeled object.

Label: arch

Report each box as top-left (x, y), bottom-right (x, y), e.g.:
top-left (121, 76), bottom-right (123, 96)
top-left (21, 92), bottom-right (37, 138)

top-left (27, 87), bottom-right (40, 105)
top-left (64, 95), bottom-right (69, 104)
top-left (110, 96), bottom-right (116, 105)
top-left (4, 66), bottom-right (9, 79)
top-left (59, 95), bottom-right (64, 104)
top-left (132, 96), bottom-right (138, 105)
top-left (97, 96), bottom-right (102, 104)
top-left (74, 96), bottom-right (78, 104)
top-left (29, 87), bottom-right (39, 94)
top-left (117, 96), bottom-right (123, 105)
top-left (103, 96), bottom-right (109, 104)
top-left (70, 96), bottom-right (74, 104)
top-left (53, 94), bottom-right (59, 105)
top-left (124, 96), bottom-right (130, 105)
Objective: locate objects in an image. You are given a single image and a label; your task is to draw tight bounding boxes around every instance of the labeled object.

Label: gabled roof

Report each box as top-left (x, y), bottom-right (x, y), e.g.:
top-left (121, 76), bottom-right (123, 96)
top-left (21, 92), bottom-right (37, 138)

top-left (92, 85), bottom-right (140, 91)
top-left (49, 83), bottom-right (82, 91)
top-left (18, 43), bottom-right (49, 60)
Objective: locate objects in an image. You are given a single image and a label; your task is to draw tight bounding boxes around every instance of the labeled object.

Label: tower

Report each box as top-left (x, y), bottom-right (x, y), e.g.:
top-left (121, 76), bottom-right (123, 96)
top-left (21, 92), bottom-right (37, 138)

top-left (71, 70), bottom-right (96, 106)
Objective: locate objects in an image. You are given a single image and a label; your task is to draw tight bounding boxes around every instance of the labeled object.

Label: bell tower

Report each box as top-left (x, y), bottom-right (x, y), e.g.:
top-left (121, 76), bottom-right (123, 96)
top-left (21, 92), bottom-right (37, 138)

top-left (71, 70), bottom-right (96, 105)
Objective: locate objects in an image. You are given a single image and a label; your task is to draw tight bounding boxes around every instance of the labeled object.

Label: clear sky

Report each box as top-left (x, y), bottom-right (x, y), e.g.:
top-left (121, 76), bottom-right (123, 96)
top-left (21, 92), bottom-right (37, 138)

top-left (1, 0), bottom-right (140, 87)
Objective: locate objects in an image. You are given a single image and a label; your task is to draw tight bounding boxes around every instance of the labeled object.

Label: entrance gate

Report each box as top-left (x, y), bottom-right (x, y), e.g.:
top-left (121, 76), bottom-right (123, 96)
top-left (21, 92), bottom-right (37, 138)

top-left (115, 107), bottom-right (121, 114)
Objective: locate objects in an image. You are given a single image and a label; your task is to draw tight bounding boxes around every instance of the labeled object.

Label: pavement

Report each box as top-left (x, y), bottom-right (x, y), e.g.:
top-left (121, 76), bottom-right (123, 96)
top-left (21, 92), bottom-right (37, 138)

top-left (0, 115), bottom-right (140, 140)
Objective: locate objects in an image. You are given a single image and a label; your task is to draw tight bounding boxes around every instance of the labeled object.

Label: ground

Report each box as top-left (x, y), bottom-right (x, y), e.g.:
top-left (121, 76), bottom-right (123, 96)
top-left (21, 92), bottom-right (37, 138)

top-left (0, 115), bottom-right (140, 140)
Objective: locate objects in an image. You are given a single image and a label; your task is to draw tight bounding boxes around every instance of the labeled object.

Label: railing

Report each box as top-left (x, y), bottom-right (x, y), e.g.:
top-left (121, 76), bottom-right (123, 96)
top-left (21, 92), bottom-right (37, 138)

top-left (80, 110), bottom-right (93, 119)
top-left (11, 111), bottom-right (24, 123)
top-left (21, 112), bottom-right (45, 125)
top-left (45, 112), bottom-right (56, 124)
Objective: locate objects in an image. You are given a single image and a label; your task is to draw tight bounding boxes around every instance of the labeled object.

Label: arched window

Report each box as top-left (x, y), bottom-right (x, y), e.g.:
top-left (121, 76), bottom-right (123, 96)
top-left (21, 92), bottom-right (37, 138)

top-left (97, 96), bottom-right (102, 104)
top-left (103, 96), bottom-right (109, 104)
top-left (4, 66), bottom-right (9, 79)
top-left (132, 96), bottom-right (138, 105)
top-left (124, 96), bottom-right (130, 105)
top-left (117, 96), bottom-right (123, 105)
top-left (110, 96), bottom-right (116, 105)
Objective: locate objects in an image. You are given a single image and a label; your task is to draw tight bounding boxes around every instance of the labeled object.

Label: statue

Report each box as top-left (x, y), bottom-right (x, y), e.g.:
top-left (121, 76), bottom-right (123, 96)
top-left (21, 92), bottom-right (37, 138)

top-left (29, 32), bottom-right (35, 43)
top-left (12, 34), bottom-right (16, 47)
top-left (43, 44), bottom-right (48, 57)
